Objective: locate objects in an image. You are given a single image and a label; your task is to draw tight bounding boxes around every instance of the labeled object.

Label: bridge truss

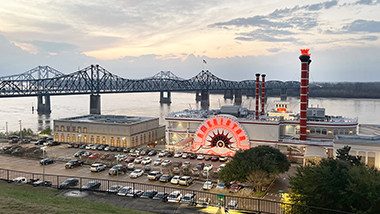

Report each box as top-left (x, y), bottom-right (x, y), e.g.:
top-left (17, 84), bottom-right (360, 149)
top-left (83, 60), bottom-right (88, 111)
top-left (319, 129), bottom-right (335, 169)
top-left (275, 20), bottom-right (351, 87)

top-left (0, 64), bottom-right (300, 97)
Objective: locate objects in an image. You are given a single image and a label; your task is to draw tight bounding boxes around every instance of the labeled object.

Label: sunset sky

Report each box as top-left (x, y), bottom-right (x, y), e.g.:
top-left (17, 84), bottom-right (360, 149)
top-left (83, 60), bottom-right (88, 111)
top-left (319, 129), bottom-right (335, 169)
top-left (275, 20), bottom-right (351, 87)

top-left (0, 0), bottom-right (379, 82)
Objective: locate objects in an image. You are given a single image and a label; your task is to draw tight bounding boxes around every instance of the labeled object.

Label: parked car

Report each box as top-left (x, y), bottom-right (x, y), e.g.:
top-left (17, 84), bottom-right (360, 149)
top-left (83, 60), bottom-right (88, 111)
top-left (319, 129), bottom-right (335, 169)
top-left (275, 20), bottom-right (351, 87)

top-left (141, 190), bottom-right (158, 199)
top-left (204, 155), bottom-right (211, 161)
top-left (170, 176), bottom-right (181, 184)
top-left (89, 153), bottom-right (101, 159)
top-left (197, 154), bottom-right (205, 160)
top-left (125, 157), bottom-right (136, 163)
top-left (74, 150), bottom-right (86, 157)
top-left (59, 178), bottom-right (79, 188)
top-left (35, 140), bottom-right (46, 145)
top-left (214, 164), bottom-right (226, 174)
top-left (85, 144), bottom-right (94, 150)
top-left (108, 165), bottom-right (127, 175)
top-left (127, 189), bottom-right (144, 197)
top-left (144, 164), bottom-right (151, 171)
top-left (130, 169), bottom-right (144, 178)
top-left (161, 159), bottom-right (171, 167)
top-left (189, 153), bottom-right (196, 159)
top-left (159, 174), bottom-right (172, 182)
top-left (134, 156), bottom-right (144, 164)
top-left (180, 193), bottom-right (196, 204)
top-left (174, 152), bottom-right (183, 158)
top-left (216, 182), bottom-right (227, 190)
top-left (196, 162), bottom-right (205, 170)
top-left (167, 191), bottom-right (182, 203)
top-left (65, 160), bottom-right (84, 169)
top-left (182, 161), bottom-right (192, 169)
top-left (158, 150), bottom-right (168, 157)
top-left (227, 200), bottom-right (239, 209)
top-left (148, 150), bottom-right (157, 156)
top-left (97, 144), bottom-right (106, 150)
top-left (203, 181), bottom-right (214, 190)
top-left (47, 141), bottom-right (61, 146)
top-left (219, 156), bottom-right (228, 162)
top-left (182, 153), bottom-right (190, 159)
top-left (33, 180), bottom-right (52, 187)
top-left (123, 147), bottom-right (131, 153)
top-left (140, 149), bottom-right (149, 155)
top-left (141, 157), bottom-right (152, 165)
top-left (173, 167), bottom-right (181, 174)
top-left (90, 163), bottom-right (107, 172)
top-left (211, 156), bottom-right (219, 161)
top-left (197, 198), bottom-right (211, 207)
top-left (130, 151), bottom-right (140, 157)
top-left (127, 163), bottom-right (135, 170)
top-left (82, 181), bottom-right (101, 190)
top-left (117, 186), bottom-right (133, 196)
top-left (229, 183), bottom-right (242, 193)
top-left (12, 177), bottom-right (27, 183)
top-left (153, 192), bottom-right (169, 200)
top-left (147, 171), bottom-right (162, 180)
top-left (167, 151), bottom-right (174, 157)
top-left (153, 158), bottom-right (164, 166)
top-left (109, 147), bottom-right (117, 152)
top-left (179, 176), bottom-right (193, 186)
top-left (204, 163), bottom-right (213, 171)
top-left (100, 153), bottom-right (113, 160)
top-left (40, 158), bottom-right (54, 165)
top-left (173, 161), bottom-right (182, 167)
top-left (108, 185), bottom-right (123, 193)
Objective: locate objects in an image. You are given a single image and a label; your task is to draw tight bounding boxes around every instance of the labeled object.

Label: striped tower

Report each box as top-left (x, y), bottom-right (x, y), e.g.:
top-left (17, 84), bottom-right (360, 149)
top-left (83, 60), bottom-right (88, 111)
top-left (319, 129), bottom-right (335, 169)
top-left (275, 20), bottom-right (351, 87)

top-left (299, 49), bottom-right (311, 141)
top-left (261, 74), bottom-right (266, 115)
top-left (255, 73), bottom-right (260, 120)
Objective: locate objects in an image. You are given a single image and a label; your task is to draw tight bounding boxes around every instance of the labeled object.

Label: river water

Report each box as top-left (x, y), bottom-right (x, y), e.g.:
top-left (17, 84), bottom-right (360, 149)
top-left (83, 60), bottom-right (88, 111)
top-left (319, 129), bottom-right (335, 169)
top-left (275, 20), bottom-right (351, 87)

top-left (1, 92), bottom-right (380, 133)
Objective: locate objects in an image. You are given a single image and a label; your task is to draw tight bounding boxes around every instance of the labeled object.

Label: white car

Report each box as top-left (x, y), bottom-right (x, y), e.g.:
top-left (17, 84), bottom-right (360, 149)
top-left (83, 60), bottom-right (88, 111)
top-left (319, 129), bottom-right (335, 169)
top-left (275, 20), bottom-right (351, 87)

top-left (127, 163), bottom-right (135, 170)
top-left (174, 152), bottom-right (183, 158)
top-left (203, 181), bottom-right (214, 190)
top-left (117, 186), bottom-right (133, 196)
top-left (130, 169), bottom-right (144, 178)
top-left (216, 164), bottom-right (226, 173)
top-left (12, 177), bottom-right (27, 184)
top-left (90, 163), bottom-right (106, 172)
top-left (108, 185), bottom-right (123, 193)
top-left (134, 156), bottom-right (144, 164)
top-left (127, 189), bottom-right (143, 197)
top-left (167, 191), bottom-right (182, 203)
top-left (204, 164), bottom-right (213, 171)
top-left (197, 154), bottom-right (205, 160)
top-left (171, 175), bottom-right (180, 184)
top-left (153, 158), bottom-right (164, 165)
top-left (158, 150), bottom-right (168, 157)
top-left (161, 160), bottom-right (171, 167)
top-left (141, 157), bottom-right (152, 165)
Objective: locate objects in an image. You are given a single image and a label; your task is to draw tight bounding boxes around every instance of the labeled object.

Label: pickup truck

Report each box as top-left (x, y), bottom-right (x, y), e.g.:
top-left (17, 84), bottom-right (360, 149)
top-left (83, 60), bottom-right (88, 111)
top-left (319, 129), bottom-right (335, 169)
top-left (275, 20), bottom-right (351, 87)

top-left (65, 160), bottom-right (84, 169)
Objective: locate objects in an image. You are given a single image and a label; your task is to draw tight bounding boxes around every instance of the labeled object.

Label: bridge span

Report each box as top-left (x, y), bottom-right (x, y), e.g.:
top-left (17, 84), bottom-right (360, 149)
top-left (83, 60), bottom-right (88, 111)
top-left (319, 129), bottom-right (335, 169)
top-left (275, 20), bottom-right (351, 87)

top-left (0, 65), bottom-right (300, 114)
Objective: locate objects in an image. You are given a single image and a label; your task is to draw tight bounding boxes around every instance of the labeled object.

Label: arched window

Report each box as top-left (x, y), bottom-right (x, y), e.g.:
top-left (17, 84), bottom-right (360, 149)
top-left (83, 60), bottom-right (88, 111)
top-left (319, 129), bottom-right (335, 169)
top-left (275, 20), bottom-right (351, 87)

top-left (322, 129), bottom-right (327, 135)
top-left (333, 129), bottom-right (338, 135)
top-left (67, 126), bottom-right (70, 132)
top-left (83, 127), bottom-right (87, 133)
top-left (55, 126), bottom-right (58, 131)
top-left (61, 134), bottom-right (64, 142)
top-left (72, 134), bottom-right (76, 142)
top-left (310, 128), bottom-right (315, 135)
top-left (102, 137), bottom-right (106, 144)
top-left (316, 128), bottom-right (321, 135)
top-left (67, 135), bottom-right (70, 142)
top-left (78, 127), bottom-right (81, 133)
top-left (61, 126), bottom-right (65, 132)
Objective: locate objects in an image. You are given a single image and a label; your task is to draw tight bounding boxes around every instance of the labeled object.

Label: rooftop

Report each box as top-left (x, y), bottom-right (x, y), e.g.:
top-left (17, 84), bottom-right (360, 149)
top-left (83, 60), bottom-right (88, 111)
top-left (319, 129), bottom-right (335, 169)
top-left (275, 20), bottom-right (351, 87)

top-left (56, 114), bottom-right (156, 125)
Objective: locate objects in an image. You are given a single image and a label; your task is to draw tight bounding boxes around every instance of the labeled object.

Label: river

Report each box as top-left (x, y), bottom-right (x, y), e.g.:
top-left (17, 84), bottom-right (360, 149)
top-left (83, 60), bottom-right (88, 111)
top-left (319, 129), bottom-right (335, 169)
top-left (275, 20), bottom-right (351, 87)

top-left (1, 92), bottom-right (380, 133)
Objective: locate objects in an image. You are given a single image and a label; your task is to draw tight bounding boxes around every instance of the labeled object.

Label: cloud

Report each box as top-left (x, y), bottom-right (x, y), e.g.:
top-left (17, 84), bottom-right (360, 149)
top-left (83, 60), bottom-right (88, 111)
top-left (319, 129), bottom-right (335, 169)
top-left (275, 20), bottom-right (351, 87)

top-left (266, 48), bottom-right (281, 53)
top-left (26, 41), bottom-right (79, 54)
top-left (235, 29), bottom-right (297, 42)
top-left (354, 0), bottom-right (375, 5)
top-left (342, 19), bottom-right (380, 33)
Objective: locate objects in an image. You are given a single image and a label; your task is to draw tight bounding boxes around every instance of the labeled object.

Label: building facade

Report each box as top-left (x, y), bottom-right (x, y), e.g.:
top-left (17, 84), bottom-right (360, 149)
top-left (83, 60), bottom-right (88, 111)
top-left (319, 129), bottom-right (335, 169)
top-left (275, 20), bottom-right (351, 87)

top-left (54, 115), bottom-right (165, 147)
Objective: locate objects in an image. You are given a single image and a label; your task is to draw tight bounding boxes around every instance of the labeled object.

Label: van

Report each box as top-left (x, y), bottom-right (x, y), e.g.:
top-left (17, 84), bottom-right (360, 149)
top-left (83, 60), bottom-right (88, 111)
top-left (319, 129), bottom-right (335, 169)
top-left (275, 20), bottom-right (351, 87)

top-left (178, 176), bottom-right (193, 186)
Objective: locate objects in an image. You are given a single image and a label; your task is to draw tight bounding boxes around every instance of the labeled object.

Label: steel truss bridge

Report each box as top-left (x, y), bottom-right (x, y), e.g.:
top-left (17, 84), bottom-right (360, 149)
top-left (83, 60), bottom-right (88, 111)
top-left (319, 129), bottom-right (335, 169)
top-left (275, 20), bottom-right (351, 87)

top-left (0, 64), bottom-right (299, 97)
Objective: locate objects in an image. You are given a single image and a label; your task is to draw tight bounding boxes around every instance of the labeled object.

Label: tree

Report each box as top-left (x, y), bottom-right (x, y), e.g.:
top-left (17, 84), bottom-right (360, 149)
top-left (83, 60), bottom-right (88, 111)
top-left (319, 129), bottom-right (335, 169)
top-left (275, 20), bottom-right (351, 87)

top-left (218, 145), bottom-right (290, 189)
top-left (39, 127), bottom-right (52, 135)
top-left (336, 145), bottom-right (362, 166)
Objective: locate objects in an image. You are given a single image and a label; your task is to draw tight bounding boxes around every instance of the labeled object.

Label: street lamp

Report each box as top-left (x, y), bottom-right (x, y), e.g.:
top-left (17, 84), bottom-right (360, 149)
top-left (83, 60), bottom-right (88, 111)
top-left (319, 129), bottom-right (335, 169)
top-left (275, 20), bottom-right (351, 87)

top-left (41, 146), bottom-right (46, 184)
top-left (116, 154), bottom-right (120, 192)
top-left (206, 168), bottom-right (210, 190)
top-left (19, 120), bottom-right (22, 140)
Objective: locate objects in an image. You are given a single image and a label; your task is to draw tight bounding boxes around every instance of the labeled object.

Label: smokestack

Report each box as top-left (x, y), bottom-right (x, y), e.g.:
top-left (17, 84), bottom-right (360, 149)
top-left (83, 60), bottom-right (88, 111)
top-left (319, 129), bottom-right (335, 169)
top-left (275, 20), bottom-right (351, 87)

top-left (299, 49), bottom-right (311, 141)
top-left (261, 74), bottom-right (266, 115)
top-left (255, 73), bottom-right (260, 120)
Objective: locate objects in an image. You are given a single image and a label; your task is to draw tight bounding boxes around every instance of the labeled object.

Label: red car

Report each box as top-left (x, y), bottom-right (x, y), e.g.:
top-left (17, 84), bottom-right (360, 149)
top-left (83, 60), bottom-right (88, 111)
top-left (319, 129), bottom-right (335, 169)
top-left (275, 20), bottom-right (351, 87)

top-left (101, 153), bottom-right (113, 160)
top-left (89, 153), bottom-right (101, 159)
top-left (125, 157), bottom-right (136, 163)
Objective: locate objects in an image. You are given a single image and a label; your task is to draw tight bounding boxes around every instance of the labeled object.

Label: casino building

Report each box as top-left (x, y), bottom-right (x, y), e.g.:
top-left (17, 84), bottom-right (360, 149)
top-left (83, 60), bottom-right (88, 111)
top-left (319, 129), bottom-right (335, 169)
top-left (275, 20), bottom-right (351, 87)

top-left (165, 49), bottom-right (360, 165)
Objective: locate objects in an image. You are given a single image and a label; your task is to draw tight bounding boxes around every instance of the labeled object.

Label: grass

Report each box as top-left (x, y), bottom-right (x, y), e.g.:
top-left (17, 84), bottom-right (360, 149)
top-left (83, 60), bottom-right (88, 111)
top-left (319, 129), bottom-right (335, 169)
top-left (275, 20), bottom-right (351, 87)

top-left (0, 180), bottom-right (152, 214)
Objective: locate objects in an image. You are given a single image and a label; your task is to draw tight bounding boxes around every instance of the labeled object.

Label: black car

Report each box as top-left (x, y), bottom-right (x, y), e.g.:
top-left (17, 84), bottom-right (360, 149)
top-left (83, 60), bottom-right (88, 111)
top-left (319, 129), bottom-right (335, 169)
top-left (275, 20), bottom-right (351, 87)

top-left (67, 143), bottom-right (75, 148)
top-left (59, 178), bottom-right (79, 188)
top-left (65, 160), bottom-right (84, 169)
top-left (82, 181), bottom-right (101, 190)
top-left (196, 162), bottom-right (205, 170)
top-left (109, 147), bottom-right (117, 152)
top-left (40, 158), bottom-right (55, 165)
top-left (116, 147), bottom-right (123, 152)
top-left (189, 153), bottom-right (196, 159)
top-left (74, 150), bottom-right (86, 157)
top-left (153, 192), bottom-right (169, 200)
top-left (159, 174), bottom-right (172, 182)
top-left (141, 190), bottom-right (158, 199)
top-left (145, 165), bottom-right (152, 172)
top-left (35, 140), bottom-right (46, 145)
top-left (148, 150), bottom-right (157, 156)
top-left (33, 180), bottom-right (52, 187)
top-left (211, 156), bottom-right (219, 161)
top-left (97, 145), bottom-right (106, 150)
top-left (79, 144), bottom-right (87, 149)
top-left (167, 151), bottom-right (174, 157)
top-left (123, 147), bottom-right (131, 153)
top-left (47, 141), bottom-right (61, 146)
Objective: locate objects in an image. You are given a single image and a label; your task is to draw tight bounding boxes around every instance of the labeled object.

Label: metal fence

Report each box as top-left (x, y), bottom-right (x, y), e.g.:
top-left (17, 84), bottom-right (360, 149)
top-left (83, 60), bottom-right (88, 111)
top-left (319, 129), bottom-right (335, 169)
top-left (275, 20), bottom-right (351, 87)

top-left (0, 168), bottom-right (353, 214)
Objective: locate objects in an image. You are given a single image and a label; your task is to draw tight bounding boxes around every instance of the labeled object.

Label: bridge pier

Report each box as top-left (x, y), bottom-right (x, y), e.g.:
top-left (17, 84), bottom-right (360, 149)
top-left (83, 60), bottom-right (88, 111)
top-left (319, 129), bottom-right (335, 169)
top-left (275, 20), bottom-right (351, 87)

top-left (246, 89), bottom-right (255, 98)
top-left (201, 90), bottom-right (209, 110)
top-left (223, 90), bottom-right (233, 100)
top-left (280, 88), bottom-right (288, 101)
top-left (195, 91), bottom-right (201, 102)
top-left (160, 91), bottom-right (171, 104)
top-left (37, 94), bottom-right (51, 115)
top-left (234, 90), bottom-right (242, 106)
top-left (90, 94), bottom-right (101, 114)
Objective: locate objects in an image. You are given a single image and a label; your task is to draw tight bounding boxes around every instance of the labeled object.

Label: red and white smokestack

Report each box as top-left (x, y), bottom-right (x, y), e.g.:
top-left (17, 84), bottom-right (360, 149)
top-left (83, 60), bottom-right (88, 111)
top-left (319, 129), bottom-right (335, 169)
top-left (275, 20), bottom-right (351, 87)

top-left (255, 73), bottom-right (260, 120)
top-left (261, 74), bottom-right (266, 115)
top-left (299, 49), bottom-right (311, 141)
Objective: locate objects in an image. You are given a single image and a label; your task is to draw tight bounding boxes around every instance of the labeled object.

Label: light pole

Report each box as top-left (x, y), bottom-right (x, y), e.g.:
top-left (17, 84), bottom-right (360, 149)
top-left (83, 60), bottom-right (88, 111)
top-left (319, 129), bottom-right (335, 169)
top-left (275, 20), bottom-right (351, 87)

top-left (206, 168), bottom-right (210, 191)
top-left (42, 146), bottom-right (46, 184)
top-left (116, 154), bottom-right (119, 192)
top-left (19, 120), bottom-right (22, 140)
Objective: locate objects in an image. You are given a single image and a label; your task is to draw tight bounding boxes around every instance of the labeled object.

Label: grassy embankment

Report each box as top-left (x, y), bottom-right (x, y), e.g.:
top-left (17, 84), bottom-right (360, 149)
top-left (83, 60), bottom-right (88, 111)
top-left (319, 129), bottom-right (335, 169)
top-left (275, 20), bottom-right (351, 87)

top-left (0, 181), bottom-right (152, 214)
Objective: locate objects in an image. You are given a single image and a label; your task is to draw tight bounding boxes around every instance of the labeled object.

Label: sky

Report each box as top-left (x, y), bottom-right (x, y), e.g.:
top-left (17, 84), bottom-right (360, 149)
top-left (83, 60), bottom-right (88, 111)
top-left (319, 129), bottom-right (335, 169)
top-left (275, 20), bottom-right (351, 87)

top-left (0, 0), bottom-right (379, 82)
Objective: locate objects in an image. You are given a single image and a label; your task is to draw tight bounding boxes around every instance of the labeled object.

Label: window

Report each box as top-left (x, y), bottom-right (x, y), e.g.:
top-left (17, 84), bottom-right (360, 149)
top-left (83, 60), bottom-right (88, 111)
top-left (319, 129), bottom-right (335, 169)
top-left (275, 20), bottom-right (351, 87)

top-left (55, 134), bottom-right (59, 141)
top-left (67, 126), bottom-right (70, 132)
top-left (103, 137), bottom-right (106, 144)
top-left (316, 129), bottom-right (321, 135)
top-left (55, 126), bottom-right (58, 131)
top-left (368, 152), bottom-right (375, 167)
top-left (78, 127), bottom-right (81, 133)
top-left (345, 130), bottom-right (349, 135)
top-left (359, 151), bottom-right (366, 164)
top-left (96, 136), bottom-right (100, 144)
top-left (83, 127), bottom-right (87, 133)
top-left (72, 127), bottom-right (76, 132)
top-left (322, 129), bottom-right (327, 135)
top-left (333, 129), bottom-right (338, 135)
top-left (91, 136), bottom-right (94, 144)
top-left (132, 137), bottom-right (135, 147)
top-left (141, 135), bottom-right (143, 144)
top-left (339, 129), bottom-right (344, 135)
top-left (61, 134), bottom-right (64, 142)
top-left (144, 134), bottom-right (146, 143)
top-left (84, 135), bottom-right (87, 143)
top-left (67, 135), bottom-right (70, 142)
top-left (61, 126), bottom-right (64, 132)
top-left (310, 128), bottom-right (315, 135)
top-left (149, 132), bottom-right (151, 142)
top-left (155, 130), bottom-right (157, 139)
top-left (72, 134), bottom-right (76, 143)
